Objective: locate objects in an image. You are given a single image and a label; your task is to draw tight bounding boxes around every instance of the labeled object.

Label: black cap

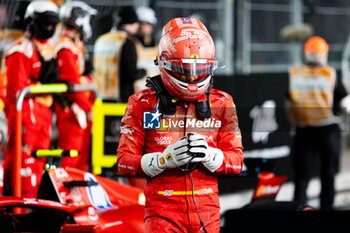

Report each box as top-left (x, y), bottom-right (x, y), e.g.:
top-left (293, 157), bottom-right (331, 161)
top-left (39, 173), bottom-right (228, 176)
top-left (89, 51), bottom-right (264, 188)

top-left (118, 6), bottom-right (138, 26)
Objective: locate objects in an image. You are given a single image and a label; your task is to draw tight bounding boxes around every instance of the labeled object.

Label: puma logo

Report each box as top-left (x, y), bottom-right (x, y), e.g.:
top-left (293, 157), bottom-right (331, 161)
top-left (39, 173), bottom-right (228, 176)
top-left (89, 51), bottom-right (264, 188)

top-left (216, 97), bottom-right (225, 102)
top-left (149, 157), bottom-right (155, 167)
top-left (141, 98), bottom-right (150, 104)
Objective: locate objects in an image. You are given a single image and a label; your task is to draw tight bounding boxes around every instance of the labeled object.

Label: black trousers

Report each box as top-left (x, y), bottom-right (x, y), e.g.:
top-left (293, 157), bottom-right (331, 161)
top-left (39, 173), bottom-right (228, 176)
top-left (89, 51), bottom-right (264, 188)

top-left (292, 124), bottom-right (340, 210)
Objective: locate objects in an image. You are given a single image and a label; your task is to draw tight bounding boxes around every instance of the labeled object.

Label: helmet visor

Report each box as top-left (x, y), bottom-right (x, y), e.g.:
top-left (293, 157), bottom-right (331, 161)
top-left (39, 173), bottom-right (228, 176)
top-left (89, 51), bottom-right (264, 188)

top-left (160, 58), bottom-right (218, 76)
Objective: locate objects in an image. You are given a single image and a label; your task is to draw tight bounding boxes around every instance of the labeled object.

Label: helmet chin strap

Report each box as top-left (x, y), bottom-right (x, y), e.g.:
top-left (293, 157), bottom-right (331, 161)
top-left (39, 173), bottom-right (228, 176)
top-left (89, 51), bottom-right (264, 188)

top-left (146, 75), bottom-right (213, 119)
top-left (146, 75), bottom-right (177, 115)
top-left (194, 77), bottom-right (213, 119)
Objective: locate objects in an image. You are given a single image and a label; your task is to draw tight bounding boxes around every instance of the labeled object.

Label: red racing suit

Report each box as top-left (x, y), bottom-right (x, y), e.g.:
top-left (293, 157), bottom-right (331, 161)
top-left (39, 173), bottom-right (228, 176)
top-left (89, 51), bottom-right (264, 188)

top-left (5, 36), bottom-right (55, 198)
top-left (117, 88), bottom-right (244, 233)
top-left (55, 35), bottom-right (93, 170)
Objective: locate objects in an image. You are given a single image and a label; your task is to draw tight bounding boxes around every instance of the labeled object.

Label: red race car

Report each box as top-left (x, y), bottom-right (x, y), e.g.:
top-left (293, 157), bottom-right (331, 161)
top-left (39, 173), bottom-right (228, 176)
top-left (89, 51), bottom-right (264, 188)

top-left (0, 150), bottom-right (145, 233)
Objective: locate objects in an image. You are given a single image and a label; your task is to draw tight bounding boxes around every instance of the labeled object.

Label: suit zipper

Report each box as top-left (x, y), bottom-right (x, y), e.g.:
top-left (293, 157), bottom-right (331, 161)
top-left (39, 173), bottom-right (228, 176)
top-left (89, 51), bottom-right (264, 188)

top-left (183, 103), bottom-right (189, 137)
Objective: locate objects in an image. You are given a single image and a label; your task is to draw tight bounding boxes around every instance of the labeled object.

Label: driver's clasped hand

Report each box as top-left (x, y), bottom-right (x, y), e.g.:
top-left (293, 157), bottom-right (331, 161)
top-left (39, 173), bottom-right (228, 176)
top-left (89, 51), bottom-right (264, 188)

top-left (188, 133), bottom-right (224, 172)
top-left (141, 136), bottom-right (191, 177)
top-left (141, 133), bottom-right (224, 177)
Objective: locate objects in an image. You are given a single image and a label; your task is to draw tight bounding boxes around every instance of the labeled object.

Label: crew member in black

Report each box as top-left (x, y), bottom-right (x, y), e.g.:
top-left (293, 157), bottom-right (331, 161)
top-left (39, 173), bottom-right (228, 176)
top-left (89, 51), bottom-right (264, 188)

top-left (118, 6), bottom-right (146, 102)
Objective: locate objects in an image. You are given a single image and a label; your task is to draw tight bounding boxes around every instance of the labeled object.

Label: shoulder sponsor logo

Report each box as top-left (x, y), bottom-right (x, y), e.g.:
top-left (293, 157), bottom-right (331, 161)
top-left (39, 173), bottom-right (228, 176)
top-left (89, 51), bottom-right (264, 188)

top-left (120, 124), bottom-right (134, 135)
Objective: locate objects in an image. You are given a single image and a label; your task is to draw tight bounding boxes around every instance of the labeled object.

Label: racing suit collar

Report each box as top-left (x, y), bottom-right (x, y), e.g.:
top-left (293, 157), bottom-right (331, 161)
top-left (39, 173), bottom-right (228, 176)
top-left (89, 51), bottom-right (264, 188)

top-left (146, 75), bottom-right (212, 118)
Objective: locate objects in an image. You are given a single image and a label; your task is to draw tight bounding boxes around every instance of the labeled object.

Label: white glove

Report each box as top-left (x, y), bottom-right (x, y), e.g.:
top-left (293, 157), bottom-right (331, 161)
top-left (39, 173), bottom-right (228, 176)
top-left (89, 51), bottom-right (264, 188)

top-left (188, 134), bottom-right (224, 172)
top-left (71, 103), bottom-right (87, 129)
top-left (141, 137), bottom-right (192, 177)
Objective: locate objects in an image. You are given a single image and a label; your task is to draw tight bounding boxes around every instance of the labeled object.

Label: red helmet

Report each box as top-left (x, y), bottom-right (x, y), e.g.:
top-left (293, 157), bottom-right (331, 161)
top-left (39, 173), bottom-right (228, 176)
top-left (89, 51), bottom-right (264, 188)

top-left (158, 17), bottom-right (217, 101)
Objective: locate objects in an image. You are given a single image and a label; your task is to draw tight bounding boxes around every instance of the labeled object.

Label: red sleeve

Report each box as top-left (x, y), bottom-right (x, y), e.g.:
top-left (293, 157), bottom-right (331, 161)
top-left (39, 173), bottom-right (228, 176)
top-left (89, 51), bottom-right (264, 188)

top-left (57, 48), bottom-right (92, 112)
top-left (116, 95), bottom-right (146, 176)
top-left (215, 95), bottom-right (244, 175)
top-left (6, 52), bottom-right (32, 104)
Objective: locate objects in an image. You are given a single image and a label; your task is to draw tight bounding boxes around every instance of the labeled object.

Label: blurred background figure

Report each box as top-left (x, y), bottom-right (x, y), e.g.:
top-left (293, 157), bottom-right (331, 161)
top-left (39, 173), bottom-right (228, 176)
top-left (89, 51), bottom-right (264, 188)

top-left (93, 9), bottom-right (125, 100)
top-left (288, 36), bottom-right (350, 210)
top-left (0, 1), bottom-right (28, 103)
top-left (54, 1), bottom-right (96, 171)
top-left (136, 6), bottom-right (157, 48)
top-left (93, 6), bottom-right (146, 102)
top-left (133, 6), bottom-right (159, 92)
top-left (117, 6), bottom-right (147, 102)
top-left (4, 0), bottom-right (59, 198)
top-left (0, 1), bottom-right (28, 195)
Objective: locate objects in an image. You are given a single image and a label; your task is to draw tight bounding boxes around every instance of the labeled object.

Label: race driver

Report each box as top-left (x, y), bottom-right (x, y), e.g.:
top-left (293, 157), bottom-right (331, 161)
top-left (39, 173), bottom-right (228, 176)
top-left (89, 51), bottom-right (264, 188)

top-left (117, 17), bottom-right (244, 233)
top-left (4, 0), bottom-right (59, 198)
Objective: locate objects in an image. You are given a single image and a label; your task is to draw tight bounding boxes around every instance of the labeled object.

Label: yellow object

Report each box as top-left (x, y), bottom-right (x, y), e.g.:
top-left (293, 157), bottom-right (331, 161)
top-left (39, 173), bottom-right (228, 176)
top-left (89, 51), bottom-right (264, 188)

top-left (34, 149), bottom-right (79, 158)
top-left (0, 99), bottom-right (4, 111)
top-left (30, 83), bottom-right (68, 93)
top-left (158, 188), bottom-right (214, 196)
top-left (159, 157), bottom-right (165, 165)
top-left (92, 99), bottom-right (127, 174)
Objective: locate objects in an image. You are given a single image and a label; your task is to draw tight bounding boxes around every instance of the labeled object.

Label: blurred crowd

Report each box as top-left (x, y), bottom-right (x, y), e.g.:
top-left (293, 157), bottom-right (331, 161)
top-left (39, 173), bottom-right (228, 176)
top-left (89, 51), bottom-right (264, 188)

top-left (0, 0), bottom-right (158, 198)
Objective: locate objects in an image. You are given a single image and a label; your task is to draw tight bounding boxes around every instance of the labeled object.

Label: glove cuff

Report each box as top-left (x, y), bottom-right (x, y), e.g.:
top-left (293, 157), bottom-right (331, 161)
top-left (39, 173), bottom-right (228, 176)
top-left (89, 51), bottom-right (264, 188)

top-left (203, 147), bottom-right (224, 172)
top-left (141, 152), bottom-right (165, 177)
